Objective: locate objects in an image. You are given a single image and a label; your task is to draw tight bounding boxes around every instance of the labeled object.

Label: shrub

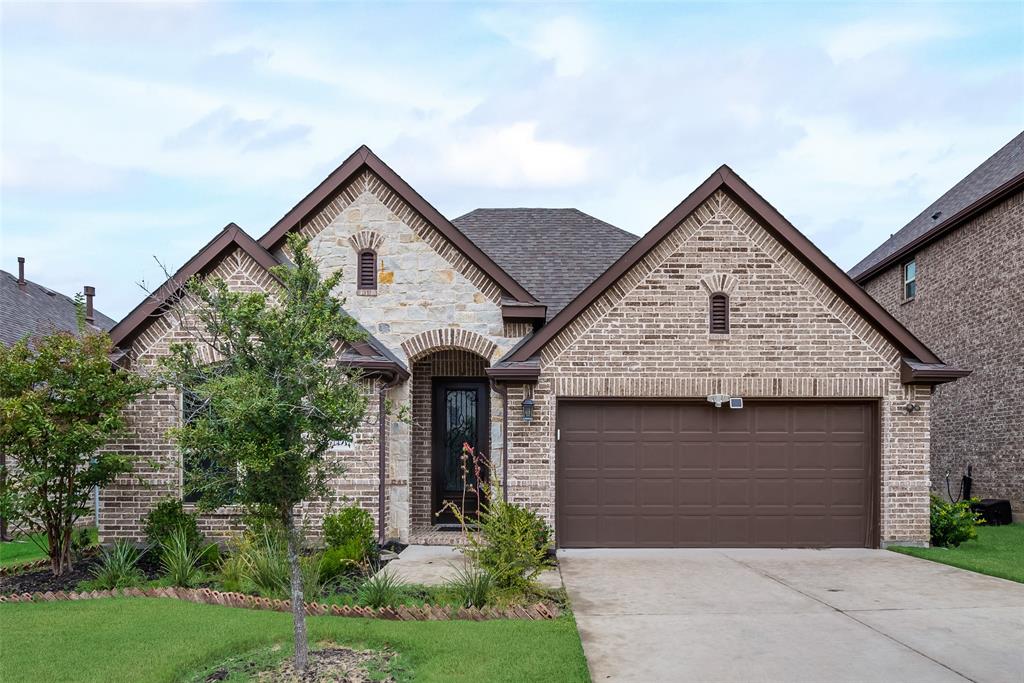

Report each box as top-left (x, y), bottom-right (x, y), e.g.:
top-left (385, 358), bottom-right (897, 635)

top-left (470, 498), bottom-right (552, 593)
top-left (319, 545), bottom-right (362, 583)
top-left (161, 527), bottom-right (216, 587)
top-left (143, 500), bottom-right (203, 554)
top-left (89, 540), bottom-right (145, 589)
top-left (357, 570), bottom-right (405, 608)
top-left (218, 547), bottom-right (247, 593)
top-left (243, 528), bottom-right (290, 597)
top-left (930, 495), bottom-right (982, 548)
top-left (323, 506), bottom-right (375, 561)
top-left (301, 553), bottom-right (324, 599)
top-left (445, 562), bottom-right (492, 607)
top-left (442, 444), bottom-right (554, 595)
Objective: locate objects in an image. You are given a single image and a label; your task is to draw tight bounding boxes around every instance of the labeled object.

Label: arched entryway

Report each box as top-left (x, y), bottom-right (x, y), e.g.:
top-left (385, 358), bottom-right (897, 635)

top-left (409, 348), bottom-right (500, 534)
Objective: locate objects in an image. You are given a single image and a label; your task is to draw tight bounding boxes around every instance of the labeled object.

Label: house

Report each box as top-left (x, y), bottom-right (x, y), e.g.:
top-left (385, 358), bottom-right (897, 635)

top-left (100, 146), bottom-right (966, 549)
top-left (850, 131), bottom-right (1023, 520)
top-left (0, 257), bottom-right (115, 346)
top-left (0, 258), bottom-right (116, 538)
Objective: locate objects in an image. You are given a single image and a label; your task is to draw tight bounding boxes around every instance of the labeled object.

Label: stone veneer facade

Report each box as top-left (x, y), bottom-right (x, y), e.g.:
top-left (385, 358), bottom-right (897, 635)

top-left (862, 190), bottom-right (1023, 516)
top-left (101, 177), bottom-right (934, 547)
top-left (100, 170), bottom-right (529, 543)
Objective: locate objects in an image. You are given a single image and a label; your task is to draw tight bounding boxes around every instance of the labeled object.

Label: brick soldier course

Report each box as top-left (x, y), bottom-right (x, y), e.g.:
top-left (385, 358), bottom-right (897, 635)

top-left (101, 145), bottom-right (965, 549)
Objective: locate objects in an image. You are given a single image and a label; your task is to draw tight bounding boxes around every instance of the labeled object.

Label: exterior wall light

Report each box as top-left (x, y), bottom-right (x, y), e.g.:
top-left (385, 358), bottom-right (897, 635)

top-left (521, 388), bottom-right (535, 423)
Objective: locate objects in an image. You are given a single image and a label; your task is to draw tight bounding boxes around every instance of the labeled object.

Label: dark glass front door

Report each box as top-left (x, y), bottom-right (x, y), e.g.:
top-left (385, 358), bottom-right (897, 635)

top-left (432, 379), bottom-right (489, 523)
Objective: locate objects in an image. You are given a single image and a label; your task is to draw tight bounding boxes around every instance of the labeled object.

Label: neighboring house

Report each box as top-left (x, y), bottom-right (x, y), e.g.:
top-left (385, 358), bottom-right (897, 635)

top-left (0, 258), bottom-right (116, 538)
top-left (100, 146), bottom-right (965, 549)
top-left (0, 257), bottom-right (116, 346)
top-left (850, 131), bottom-right (1024, 519)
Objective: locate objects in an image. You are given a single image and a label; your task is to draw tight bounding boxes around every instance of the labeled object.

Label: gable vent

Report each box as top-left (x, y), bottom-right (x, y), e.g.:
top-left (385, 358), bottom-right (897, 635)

top-left (358, 250), bottom-right (377, 290)
top-left (710, 293), bottom-right (729, 334)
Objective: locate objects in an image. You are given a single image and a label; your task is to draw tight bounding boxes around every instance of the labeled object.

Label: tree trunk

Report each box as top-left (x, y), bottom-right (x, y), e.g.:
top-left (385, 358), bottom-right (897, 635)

top-left (284, 507), bottom-right (309, 671)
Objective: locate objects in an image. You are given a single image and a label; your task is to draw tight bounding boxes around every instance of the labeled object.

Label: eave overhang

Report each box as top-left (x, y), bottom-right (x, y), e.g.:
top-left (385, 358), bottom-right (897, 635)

top-left (501, 302), bottom-right (547, 325)
top-left (900, 358), bottom-right (972, 386)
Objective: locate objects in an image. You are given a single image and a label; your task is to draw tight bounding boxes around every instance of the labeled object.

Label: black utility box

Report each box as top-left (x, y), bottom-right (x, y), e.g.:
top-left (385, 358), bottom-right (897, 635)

top-left (970, 499), bottom-right (1013, 526)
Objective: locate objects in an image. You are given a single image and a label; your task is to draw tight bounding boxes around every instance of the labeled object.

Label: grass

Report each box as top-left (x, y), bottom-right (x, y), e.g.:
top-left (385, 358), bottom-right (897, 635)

top-left (0, 527), bottom-right (98, 567)
top-left (889, 523), bottom-right (1024, 583)
top-left (0, 597), bottom-right (590, 683)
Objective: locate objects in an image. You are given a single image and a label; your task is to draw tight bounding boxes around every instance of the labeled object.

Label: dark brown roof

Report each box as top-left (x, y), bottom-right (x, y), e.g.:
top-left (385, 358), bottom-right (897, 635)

top-left (0, 269), bottom-right (115, 346)
top-left (453, 208), bottom-right (639, 319)
top-left (850, 130), bottom-right (1024, 282)
top-left (507, 165), bottom-right (952, 375)
top-left (257, 145), bottom-right (538, 305)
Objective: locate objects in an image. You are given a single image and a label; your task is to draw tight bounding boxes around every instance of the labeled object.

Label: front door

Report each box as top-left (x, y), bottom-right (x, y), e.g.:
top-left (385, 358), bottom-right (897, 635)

top-left (432, 379), bottom-right (489, 523)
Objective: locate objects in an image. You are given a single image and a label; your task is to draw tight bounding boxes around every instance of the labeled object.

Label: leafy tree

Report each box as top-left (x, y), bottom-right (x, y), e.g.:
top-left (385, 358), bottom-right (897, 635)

top-left (0, 311), bottom-right (150, 575)
top-left (162, 233), bottom-right (368, 670)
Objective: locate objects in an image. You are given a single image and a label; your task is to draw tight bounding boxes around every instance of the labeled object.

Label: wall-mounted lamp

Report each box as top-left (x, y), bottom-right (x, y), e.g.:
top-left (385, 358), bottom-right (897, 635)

top-left (903, 402), bottom-right (920, 414)
top-left (521, 387), bottom-right (535, 423)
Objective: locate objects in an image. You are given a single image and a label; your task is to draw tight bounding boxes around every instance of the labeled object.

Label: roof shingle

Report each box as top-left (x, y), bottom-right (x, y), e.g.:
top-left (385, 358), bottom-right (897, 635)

top-left (453, 208), bottom-right (639, 319)
top-left (0, 270), bottom-right (116, 347)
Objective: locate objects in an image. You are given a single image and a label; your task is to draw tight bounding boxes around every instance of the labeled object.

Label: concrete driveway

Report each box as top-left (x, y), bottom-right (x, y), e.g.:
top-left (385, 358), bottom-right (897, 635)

top-left (559, 548), bottom-right (1024, 683)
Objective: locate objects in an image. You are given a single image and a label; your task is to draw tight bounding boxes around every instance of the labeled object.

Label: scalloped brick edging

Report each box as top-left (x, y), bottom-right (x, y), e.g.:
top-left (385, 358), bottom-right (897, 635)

top-left (0, 586), bottom-right (560, 621)
top-left (0, 559), bottom-right (50, 576)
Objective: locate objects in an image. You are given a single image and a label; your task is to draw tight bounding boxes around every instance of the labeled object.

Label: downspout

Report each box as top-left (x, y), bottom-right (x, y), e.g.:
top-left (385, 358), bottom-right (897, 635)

top-left (378, 370), bottom-right (402, 545)
top-left (488, 379), bottom-right (509, 503)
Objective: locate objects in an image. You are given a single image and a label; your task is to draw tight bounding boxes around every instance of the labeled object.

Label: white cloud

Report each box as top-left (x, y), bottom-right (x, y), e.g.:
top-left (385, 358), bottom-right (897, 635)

top-left (437, 122), bottom-right (592, 188)
top-left (482, 13), bottom-right (598, 77)
top-left (825, 20), bottom-right (957, 63)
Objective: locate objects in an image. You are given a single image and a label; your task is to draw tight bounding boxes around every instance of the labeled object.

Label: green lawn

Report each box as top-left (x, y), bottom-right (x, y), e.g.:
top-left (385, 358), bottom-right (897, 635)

top-left (889, 523), bottom-right (1024, 583)
top-left (0, 533), bottom-right (49, 566)
top-left (0, 527), bottom-right (97, 567)
top-left (0, 597), bottom-right (590, 683)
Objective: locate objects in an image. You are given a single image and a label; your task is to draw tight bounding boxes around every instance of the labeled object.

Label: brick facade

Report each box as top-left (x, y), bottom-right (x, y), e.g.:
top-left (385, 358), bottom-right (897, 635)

top-left (862, 190), bottom-right (1024, 515)
top-left (505, 191), bottom-right (931, 545)
top-left (100, 170), bottom-right (526, 544)
top-left (101, 167), bottom-right (936, 548)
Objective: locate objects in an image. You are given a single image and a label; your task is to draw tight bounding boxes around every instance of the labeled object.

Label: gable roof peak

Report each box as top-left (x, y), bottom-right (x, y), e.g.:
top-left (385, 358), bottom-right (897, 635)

top-left (506, 164), bottom-right (944, 367)
top-left (257, 145), bottom-right (538, 304)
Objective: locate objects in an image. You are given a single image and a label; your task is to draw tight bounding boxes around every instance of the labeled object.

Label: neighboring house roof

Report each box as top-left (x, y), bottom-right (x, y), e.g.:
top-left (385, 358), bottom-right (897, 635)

top-left (0, 268), bottom-right (115, 346)
top-left (506, 165), bottom-right (957, 380)
top-left (453, 208), bottom-right (640, 319)
top-left (850, 131), bottom-right (1024, 282)
top-left (257, 145), bottom-right (539, 305)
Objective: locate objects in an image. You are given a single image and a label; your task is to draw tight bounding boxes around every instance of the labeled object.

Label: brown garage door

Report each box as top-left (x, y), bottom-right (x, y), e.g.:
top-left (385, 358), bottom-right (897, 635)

top-left (557, 401), bottom-right (876, 548)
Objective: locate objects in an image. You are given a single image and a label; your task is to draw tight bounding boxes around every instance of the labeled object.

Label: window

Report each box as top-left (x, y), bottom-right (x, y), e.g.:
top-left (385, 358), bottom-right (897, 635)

top-left (903, 259), bottom-right (917, 300)
top-left (709, 293), bottom-right (729, 334)
top-left (358, 250), bottom-right (377, 290)
top-left (180, 387), bottom-right (237, 504)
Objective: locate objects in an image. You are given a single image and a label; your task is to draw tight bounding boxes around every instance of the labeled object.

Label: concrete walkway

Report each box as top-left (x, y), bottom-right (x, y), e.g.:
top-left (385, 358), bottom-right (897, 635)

top-left (379, 545), bottom-right (563, 589)
top-left (559, 548), bottom-right (1024, 683)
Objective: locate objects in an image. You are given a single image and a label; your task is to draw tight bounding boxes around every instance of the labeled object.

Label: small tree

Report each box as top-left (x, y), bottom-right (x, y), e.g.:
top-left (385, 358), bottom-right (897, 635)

top-left (162, 233), bottom-right (368, 670)
top-left (0, 313), bottom-right (149, 575)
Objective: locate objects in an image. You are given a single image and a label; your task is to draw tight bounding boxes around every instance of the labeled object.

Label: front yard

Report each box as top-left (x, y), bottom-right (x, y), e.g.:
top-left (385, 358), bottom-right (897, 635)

top-left (889, 523), bottom-right (1024, 583)
top-left (0, 597), bottom-right (590, 683)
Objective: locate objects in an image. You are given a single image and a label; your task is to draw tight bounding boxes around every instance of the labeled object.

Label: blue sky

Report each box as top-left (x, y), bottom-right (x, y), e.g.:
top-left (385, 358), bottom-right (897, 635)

top-left (2, 1), bottom-right (1022, 320)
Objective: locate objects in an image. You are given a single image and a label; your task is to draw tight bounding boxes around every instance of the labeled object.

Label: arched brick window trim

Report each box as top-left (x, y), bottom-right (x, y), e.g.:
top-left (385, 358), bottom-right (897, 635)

top-left (358, 249), bottom-right (377, 290)
top-left (709, 292), bottom-right (729, 334)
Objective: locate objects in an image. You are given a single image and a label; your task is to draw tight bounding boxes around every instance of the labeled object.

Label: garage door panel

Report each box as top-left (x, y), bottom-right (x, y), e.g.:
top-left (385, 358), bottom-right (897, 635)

top-left (558, 401), bottom-right (874, 548)
top-left (716, 442), bottom-right (752, 469)
top-left (640, 442), bottom-right (676, 470)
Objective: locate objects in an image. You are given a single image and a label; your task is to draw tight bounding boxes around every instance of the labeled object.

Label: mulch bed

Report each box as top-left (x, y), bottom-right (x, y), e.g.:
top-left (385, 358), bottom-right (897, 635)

top-left (254, 647), bottom-right (395, 682)
top-left (0, 551), bottom-right (161, 594)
